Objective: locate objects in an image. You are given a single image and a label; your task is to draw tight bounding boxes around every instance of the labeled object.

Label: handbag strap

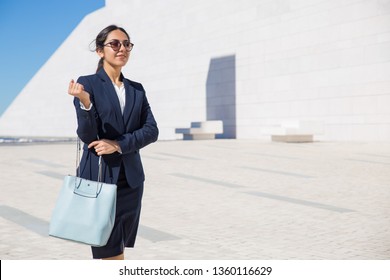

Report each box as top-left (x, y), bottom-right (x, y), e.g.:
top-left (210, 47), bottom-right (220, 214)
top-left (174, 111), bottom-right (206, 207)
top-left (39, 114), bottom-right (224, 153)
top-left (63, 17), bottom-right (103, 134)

top-left (76, 137), bottom-right (103, 182)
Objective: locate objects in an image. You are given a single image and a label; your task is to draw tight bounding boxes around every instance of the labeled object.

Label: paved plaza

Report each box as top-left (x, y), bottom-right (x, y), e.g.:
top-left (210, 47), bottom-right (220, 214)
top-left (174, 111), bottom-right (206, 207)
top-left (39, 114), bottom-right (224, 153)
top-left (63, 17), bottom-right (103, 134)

top-left (0, 139), bottom-right (389, 260)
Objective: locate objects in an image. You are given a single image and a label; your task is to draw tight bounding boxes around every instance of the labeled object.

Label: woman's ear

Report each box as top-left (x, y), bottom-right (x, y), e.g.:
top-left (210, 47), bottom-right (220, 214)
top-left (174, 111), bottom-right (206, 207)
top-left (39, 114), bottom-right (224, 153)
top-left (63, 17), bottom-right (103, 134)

top-left (96, 48), bottom-right (104, 58)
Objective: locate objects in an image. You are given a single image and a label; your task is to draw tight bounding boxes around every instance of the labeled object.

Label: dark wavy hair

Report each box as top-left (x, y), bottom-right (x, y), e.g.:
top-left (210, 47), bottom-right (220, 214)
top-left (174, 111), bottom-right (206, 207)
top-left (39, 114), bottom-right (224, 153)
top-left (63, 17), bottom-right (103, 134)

top-left (93, 25), bottom-right (130, 73)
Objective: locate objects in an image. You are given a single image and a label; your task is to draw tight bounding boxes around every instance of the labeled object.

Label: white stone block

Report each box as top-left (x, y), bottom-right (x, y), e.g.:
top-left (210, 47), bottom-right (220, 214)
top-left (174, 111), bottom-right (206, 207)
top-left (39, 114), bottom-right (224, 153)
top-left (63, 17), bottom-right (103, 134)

top-left (175, 120), bottom-right (223, 140)
top-left (261, 120), bottom-right (324, 139)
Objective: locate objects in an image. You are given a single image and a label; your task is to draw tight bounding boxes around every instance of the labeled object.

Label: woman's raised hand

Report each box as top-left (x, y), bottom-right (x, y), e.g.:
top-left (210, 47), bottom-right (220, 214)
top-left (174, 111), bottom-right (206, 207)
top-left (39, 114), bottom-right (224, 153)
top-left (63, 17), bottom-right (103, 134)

top-left (68, 79), bottom-right (91, 108)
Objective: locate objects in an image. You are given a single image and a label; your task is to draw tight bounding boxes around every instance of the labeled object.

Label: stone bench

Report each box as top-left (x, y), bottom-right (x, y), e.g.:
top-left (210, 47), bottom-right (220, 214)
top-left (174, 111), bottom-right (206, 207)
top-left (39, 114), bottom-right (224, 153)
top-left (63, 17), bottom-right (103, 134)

top-left (175, 120), bottom-right (223, 140)
top-left (262, 120), bottom-right (324, 143)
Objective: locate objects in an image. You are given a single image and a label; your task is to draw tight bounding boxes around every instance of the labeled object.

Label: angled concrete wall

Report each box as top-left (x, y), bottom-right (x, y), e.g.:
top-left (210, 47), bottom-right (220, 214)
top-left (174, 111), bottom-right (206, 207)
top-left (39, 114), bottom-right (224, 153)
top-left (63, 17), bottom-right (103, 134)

top-left (0, 6), bottom-right (108, 137)
top-left (1, 0), bottom-right (390, 141)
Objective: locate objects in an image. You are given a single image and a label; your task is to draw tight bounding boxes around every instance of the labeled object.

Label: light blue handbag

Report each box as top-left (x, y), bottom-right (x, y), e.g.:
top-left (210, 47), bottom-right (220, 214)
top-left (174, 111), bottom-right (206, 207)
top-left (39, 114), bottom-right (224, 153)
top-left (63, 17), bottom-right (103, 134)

top-left (49, 139), bottom-right (117, 247)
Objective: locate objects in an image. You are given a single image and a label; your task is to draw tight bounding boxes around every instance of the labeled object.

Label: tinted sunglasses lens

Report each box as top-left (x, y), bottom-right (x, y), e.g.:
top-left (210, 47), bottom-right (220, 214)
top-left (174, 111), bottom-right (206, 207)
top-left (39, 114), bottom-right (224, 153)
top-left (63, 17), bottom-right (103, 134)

top-left (110, 40), bottom-right (121, 51)
top-left (123, 41), bottom-right (131, 49)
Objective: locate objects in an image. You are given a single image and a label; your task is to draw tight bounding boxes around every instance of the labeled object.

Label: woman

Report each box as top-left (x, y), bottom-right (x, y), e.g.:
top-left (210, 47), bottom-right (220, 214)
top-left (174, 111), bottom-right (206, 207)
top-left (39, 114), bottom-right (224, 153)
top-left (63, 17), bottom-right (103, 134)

top-left (68, 25), bottom-right (158, 260)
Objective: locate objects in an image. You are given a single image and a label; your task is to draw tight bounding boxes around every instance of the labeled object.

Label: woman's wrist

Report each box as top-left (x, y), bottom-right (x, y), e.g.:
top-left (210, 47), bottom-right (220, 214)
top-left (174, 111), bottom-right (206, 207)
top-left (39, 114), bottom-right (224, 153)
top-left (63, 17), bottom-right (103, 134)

top-left (112, 140), bottom-right (122, 153)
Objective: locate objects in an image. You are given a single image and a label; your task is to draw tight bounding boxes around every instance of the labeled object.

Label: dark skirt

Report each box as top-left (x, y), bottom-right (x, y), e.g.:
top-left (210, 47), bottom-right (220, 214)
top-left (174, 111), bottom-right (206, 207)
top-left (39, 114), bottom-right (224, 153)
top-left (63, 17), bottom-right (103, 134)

top-left (91, 165), bottom-right (144, 259)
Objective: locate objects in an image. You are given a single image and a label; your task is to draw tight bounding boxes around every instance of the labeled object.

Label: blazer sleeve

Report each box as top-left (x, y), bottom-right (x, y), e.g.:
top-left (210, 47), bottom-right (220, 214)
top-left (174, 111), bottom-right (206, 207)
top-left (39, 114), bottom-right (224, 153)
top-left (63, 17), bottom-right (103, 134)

top-left (116, 94), bottom-right (159, 154)
top-left (73, 76), bottom-right (99, 144)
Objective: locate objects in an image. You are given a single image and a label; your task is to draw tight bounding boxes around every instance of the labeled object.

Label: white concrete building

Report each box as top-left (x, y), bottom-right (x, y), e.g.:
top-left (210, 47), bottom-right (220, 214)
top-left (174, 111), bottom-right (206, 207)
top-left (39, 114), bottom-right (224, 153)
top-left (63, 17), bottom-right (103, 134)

top-left (1, 0), bottom-right (390, 141)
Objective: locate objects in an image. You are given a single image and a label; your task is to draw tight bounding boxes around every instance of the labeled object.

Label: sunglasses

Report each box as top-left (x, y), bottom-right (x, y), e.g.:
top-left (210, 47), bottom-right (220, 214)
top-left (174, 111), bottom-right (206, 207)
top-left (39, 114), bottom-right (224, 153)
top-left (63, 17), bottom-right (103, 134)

top-left (104, 40), bottom-right (134, 52)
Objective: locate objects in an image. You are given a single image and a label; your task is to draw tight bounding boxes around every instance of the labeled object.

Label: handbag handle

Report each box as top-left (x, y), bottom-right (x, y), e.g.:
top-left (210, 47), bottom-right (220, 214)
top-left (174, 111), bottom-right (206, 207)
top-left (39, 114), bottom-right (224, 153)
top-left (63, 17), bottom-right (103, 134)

top-left (76, 137), bottom-right (103, 180)
top-left (74, 137), bottom-right (104, 197)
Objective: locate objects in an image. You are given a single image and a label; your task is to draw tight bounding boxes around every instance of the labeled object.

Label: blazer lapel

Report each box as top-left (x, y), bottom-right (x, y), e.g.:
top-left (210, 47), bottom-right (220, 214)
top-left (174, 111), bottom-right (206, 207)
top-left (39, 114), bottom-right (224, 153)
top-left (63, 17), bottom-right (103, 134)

top-left (122, 78), bottom-right (136, 127)
top-left (97, 69), bottom-right (125, 131)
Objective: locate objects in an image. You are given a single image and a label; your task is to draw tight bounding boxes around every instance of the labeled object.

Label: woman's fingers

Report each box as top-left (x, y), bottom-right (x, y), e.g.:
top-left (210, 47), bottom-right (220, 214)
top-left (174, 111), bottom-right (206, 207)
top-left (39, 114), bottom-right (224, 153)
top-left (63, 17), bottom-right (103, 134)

top-left (89, 140), bottom-right (104, 154)
top-left (68, 80), bottom-right (85, 96)
top-left (90, 141), bottom-right (104, 156)
top-left (68, 79), bottom-right (74, 95)
top-left (88, 140), bottom-right (99, 149)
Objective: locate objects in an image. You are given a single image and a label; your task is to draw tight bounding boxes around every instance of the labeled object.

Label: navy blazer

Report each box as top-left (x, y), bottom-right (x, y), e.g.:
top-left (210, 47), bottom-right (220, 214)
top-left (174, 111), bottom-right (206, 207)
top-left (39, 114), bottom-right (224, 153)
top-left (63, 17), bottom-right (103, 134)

top-left (74, 68), bottom-right (158, 188)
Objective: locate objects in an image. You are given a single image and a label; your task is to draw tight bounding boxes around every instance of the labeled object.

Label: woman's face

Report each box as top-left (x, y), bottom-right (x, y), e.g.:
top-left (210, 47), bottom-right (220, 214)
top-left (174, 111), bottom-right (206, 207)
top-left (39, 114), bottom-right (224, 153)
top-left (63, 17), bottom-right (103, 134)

top-left (98, 29), bottom-right (131, 69)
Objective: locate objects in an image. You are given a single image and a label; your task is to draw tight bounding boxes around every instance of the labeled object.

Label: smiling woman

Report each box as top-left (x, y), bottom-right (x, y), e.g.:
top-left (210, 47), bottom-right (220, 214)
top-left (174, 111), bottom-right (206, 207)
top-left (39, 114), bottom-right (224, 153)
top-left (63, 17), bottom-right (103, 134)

top-left (67, 25), bottom-right (159, 260)
top-left (0, 0), bottom-right (105, 116)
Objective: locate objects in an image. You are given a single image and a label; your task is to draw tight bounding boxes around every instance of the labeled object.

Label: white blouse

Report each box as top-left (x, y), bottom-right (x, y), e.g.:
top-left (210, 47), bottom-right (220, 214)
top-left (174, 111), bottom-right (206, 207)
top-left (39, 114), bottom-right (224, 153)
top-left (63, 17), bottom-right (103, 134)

top-left (112, 82), bottom-right (125, 115)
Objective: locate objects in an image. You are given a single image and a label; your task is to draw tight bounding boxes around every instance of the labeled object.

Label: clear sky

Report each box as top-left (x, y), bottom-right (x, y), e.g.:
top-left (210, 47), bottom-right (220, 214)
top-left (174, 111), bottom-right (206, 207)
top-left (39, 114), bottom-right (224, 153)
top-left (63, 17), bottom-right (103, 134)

top-left (0, 0), bottom-right (105, 116)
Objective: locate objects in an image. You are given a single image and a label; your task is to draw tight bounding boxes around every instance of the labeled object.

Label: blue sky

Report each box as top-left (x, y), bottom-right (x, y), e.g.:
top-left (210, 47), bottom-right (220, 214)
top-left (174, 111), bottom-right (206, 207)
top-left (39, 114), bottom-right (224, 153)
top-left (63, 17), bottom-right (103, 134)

top-left (0, 0), bottom-right (105, 116)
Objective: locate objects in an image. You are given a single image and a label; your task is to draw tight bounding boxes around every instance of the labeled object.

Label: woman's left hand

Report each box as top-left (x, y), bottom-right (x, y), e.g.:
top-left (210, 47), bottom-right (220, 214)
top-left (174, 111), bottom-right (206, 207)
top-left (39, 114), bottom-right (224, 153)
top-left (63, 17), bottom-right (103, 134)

top-left (88, 139), bottom-right (121, 155)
